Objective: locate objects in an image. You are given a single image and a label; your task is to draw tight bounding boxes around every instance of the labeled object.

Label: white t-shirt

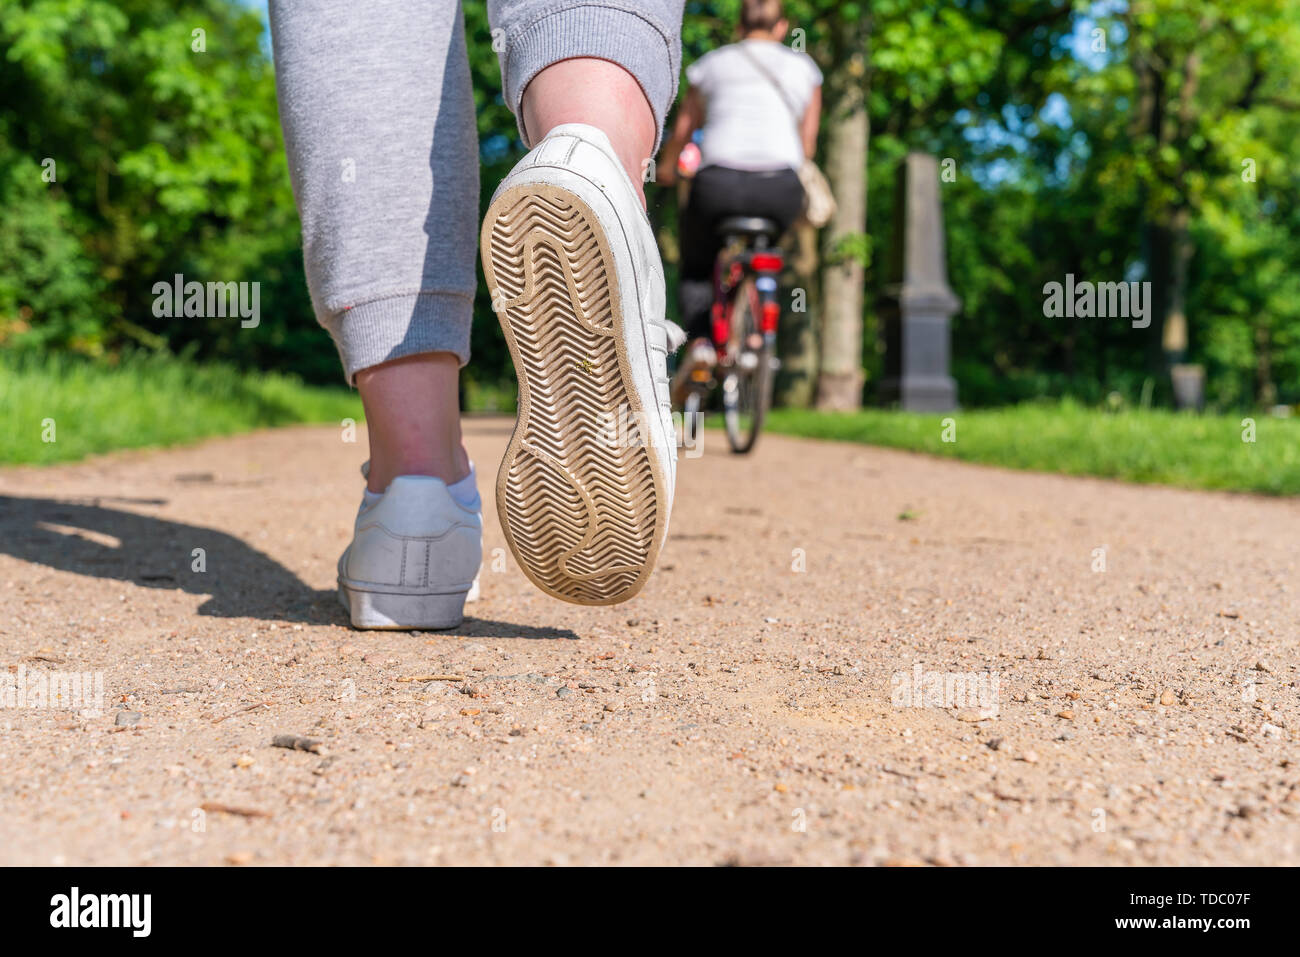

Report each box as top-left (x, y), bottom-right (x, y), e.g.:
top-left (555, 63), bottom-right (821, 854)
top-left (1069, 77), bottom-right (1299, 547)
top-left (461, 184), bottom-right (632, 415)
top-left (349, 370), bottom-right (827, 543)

top-left (685, 39), bottom-right (823, 172)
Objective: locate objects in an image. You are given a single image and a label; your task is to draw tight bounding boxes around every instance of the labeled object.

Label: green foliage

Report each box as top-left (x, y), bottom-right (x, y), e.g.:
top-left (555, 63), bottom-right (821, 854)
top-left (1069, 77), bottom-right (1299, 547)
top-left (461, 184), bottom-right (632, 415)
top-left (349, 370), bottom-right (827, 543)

top-left (0, 154), bottom-right (105, 351)
top-left (0, 0), bottom-right (335, 379)
top-left (766, 401), bottom-right (1300, 494)
top-left (854, 0), bottom-right (1300, 409)
top-left (0, 349), bottom-right (362, 465)
top-left (3, 0), bottom-right (1300, 412)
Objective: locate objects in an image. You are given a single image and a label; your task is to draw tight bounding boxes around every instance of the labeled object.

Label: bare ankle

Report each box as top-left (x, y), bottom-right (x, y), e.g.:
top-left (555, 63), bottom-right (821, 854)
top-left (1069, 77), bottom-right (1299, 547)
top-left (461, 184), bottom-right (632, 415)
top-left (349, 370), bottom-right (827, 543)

top-left (521, 58), bottom-right (656, 205)
top-left (355, 352), bottom-right (469, 493)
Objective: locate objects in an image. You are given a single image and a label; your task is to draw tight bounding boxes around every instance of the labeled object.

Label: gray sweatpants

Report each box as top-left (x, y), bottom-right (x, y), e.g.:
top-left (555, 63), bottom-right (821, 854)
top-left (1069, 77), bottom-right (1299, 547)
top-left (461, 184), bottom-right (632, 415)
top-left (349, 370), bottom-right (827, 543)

top-left (269, 0), bottom-right (684, 383)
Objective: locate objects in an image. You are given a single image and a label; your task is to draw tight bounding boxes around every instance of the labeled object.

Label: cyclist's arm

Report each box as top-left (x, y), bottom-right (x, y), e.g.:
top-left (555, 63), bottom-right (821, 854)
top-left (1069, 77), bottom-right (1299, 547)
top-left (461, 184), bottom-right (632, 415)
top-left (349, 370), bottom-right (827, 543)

top-left (656, 86), bottom-right (704, 184)
top-left (801, 84), bottom-right (822, 162)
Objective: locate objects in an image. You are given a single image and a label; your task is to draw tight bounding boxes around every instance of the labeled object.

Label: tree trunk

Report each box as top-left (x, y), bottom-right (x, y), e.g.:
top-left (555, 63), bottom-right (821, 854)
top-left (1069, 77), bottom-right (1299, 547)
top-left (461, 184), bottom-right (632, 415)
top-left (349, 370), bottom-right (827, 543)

top-left (774, 222), bottom-right (820, 407)
top-left (1164, 208), bottom-right (1192, 356)
top-left (815, 44), bottom-right (868, 411)
top-left (1255, 322), bottom-right (1276, 407)
top-left (1130, 6), bottom-right (1204, 387)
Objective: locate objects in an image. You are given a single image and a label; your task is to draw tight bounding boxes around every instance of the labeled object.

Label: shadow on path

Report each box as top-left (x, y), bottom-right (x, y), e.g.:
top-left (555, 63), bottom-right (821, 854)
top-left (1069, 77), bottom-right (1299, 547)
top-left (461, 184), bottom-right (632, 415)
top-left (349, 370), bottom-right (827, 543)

top-left (0, 496), bottom-right (581, 639)
top-left (446, 618), bottom-right (579, 641)
top-left (0, 495), bottom-right (344, 623)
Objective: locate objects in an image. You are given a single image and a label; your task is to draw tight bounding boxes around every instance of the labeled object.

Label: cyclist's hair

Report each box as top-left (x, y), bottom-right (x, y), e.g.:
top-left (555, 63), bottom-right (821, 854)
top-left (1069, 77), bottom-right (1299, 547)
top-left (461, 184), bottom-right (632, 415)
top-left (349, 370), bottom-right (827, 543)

top-left (740, 0), bottom-right (784, 32)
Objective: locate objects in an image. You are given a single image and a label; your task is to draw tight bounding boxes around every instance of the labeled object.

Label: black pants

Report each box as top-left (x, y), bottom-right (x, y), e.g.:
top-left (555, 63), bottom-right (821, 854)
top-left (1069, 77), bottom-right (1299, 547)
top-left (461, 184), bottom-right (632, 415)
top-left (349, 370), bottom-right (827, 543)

top-left (677, 165), bottom-right (805, 340)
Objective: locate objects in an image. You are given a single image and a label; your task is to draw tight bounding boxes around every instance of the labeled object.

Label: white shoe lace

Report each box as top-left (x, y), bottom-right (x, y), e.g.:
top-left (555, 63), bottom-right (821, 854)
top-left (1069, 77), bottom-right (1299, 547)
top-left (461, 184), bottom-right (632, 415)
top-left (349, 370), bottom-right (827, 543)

top-left (662, 318), bottom-right (688, 353)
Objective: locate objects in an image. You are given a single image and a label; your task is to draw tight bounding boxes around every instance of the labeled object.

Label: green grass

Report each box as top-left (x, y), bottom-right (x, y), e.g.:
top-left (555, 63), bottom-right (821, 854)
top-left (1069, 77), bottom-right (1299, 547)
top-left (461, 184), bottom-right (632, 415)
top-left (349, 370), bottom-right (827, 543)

top-left (765, 401), bottom-right (1300, 495)
top-left (1, 351), bottom-right (364, 465)
top-left (8, 353), bottom-right (1297, 495)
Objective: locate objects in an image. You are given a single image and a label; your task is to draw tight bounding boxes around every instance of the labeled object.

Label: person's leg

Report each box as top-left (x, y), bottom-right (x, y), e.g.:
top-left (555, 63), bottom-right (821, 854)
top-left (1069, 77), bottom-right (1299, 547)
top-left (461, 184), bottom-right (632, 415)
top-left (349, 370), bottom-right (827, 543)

top-left (520, 60), bottom-right (655, 207)
top-left (677, 166), bottom-right (732, 341)
top-left (269, 0), bottom-right (477, 493)
top-left (488, 0), bottom-right (685, 205)
top-left (355, 354), bottom-right (469, 490)
top-left (271, 1), bottom-right (482, 629)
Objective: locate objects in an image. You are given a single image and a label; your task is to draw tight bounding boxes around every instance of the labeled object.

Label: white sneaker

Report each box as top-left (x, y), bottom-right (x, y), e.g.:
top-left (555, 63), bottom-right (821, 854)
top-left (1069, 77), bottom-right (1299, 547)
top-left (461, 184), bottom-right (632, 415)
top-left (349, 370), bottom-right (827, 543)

top-left (481, 123), bottom-right (685, 605)
top-left (337, 472), bottom-right (482, 629)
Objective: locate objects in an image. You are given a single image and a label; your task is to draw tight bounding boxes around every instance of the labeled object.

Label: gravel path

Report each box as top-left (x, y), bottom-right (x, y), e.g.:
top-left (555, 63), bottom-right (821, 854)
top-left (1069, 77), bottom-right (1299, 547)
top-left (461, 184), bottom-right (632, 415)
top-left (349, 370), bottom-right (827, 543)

top-left (1, 418), bottom-right (1297, 865)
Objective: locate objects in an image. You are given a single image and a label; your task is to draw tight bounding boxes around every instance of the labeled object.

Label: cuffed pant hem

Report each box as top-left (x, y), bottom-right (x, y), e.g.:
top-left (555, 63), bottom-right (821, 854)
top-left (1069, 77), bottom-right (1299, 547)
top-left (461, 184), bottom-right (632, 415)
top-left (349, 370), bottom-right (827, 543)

top-left (323, 292), bottom-right (474, 385)
top-left (500, 3), bottom-right (680, 153)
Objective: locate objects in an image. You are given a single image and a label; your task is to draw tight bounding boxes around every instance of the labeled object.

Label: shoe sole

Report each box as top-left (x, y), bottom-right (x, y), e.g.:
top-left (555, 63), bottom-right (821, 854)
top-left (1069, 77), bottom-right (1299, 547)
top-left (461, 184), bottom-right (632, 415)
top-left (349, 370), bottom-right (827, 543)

top-left (481, 182), bottom-right (667, 605)
top-left (338, 583), bottom-right (468, 630)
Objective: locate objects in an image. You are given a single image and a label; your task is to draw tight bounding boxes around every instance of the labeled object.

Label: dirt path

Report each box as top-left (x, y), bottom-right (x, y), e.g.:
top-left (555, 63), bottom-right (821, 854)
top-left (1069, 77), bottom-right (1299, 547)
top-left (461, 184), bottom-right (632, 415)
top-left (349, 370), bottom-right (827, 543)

top-left (1, 418), bottom-right (1297, 865)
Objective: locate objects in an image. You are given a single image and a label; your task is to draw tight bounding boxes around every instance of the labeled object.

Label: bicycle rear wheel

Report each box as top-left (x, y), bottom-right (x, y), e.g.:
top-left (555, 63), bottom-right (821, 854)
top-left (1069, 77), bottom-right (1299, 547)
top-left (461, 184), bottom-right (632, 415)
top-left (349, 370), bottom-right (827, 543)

top-left (682, 386), bottom-right (705, 452)
top-left (722, 277), bottom-right (773, 454)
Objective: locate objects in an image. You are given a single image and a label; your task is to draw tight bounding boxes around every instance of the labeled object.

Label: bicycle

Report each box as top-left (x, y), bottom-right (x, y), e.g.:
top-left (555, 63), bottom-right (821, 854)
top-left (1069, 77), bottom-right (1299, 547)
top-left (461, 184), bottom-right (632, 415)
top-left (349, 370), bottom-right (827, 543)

top-left (680, 216), bottom-right (785, 454)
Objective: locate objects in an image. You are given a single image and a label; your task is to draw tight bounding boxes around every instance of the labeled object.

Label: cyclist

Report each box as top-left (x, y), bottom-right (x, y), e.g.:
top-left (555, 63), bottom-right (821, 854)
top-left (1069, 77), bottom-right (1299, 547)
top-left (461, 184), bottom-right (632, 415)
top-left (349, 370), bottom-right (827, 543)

top-left (656, 0), bottom-right (822, 401)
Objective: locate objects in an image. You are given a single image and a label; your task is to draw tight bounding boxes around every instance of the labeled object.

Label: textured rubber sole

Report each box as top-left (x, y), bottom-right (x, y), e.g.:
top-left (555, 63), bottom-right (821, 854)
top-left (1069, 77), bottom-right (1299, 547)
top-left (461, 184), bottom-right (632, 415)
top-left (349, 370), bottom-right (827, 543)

top-left (338, 584), bottom-right (468, 630)
top-left (481, 182), bottom-right (667, 605)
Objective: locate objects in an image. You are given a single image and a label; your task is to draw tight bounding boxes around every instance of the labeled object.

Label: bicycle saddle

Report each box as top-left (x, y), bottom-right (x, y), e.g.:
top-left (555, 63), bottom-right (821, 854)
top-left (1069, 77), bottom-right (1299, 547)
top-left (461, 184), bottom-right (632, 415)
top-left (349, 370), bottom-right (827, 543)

top-left (715, 216), bottom-right (782, 239)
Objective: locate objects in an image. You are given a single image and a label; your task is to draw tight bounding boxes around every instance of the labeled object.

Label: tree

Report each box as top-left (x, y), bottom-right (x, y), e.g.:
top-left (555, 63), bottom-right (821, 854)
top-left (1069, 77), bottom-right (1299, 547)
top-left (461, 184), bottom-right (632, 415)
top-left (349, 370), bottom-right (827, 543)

top-left (813, 4), bottom-right (871, 410)
top-left (1108, 0), bottom-right (1300, 383)
top-left (0, 0), bottom-right (336, 379)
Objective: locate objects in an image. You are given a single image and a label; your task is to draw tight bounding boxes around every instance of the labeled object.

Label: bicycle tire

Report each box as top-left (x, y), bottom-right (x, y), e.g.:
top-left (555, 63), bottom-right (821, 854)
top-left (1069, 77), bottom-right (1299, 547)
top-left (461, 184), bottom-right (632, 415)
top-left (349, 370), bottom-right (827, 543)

top-left (722, 277), bottom-right (773, 454)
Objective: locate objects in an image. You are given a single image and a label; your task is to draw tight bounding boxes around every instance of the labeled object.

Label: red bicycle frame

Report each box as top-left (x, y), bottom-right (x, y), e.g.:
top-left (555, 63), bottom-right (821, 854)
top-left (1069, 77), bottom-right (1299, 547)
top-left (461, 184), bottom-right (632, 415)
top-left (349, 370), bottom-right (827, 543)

top-left (710, 246), bottom-right (784, 357)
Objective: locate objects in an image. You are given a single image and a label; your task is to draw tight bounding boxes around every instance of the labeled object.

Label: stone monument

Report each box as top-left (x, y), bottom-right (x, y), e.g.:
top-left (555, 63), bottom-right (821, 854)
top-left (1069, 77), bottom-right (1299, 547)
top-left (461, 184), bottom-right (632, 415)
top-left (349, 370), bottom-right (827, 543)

top-left (879, 152), bottom-right (960, 411)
